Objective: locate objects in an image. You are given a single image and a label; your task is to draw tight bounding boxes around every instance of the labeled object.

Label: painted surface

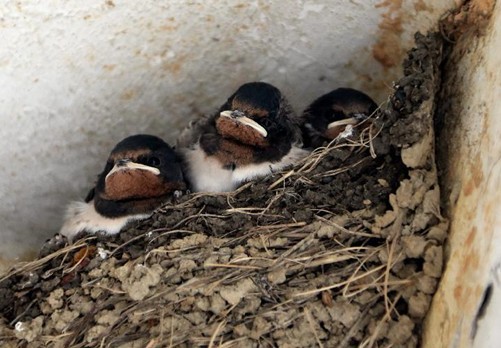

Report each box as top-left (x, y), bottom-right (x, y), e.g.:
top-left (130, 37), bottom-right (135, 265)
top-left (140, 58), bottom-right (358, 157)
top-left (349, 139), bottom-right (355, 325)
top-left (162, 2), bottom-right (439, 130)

top-left (423, 1), bottom-right (501, 347)
top-left (0, 0), bottom-right (454, 269)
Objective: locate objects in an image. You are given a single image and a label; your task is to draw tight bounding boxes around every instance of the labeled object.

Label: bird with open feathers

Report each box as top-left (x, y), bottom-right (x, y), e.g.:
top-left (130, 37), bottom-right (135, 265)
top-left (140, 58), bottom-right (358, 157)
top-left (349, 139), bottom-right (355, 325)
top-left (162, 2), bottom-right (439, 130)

top-left (177, 82), bottom-right (309, 192)
top-left (60, 134), bottom-right (186, 240)
top-left (301, 88), bottom-right (378, 149)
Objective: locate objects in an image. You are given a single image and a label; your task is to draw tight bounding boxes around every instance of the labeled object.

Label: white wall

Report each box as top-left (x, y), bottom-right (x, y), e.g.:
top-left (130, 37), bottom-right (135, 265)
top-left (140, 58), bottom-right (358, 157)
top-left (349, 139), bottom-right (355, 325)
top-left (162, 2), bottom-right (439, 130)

top-left (0, 0), bottom-right (455, 267)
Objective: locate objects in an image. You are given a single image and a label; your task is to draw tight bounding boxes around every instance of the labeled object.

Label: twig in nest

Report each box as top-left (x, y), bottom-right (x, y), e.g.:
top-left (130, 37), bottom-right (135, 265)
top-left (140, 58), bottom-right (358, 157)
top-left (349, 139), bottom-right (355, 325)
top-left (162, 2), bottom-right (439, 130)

top-left (314, 215), bottom-right (380, 239)
top-left (219, 337), bottom-right (249, 348)
top-left (224, 207), bottom-right (281, 218)
top-left (291, 247), bottom-right (369, 265)
top-left (169, 206), bottom-right (206, 229)
top-left (254, 221), bottom-right (307, 231)
top-left (269, 226), bottom-right (315, 266)
top-left (258, 123), bottom-right (380, 190)
top-left (145, 339), bottom-right (157, 348)
top-left (311, 157), bottom-right (369, 178)
top-left (146, 229), bottom-right (197, 246)
top-left (63, 245), bottom-right (91, 274)
top-left (304, 307), bottom-right (324, 348)
top-left (157, 182), bottom-right (253, 213)
top-left (383, 208), bottom-right (406, 316)
top-left (361, 292), bottom-right (403, 348)
top-left (368, 123), bottom-right (379, 159)
top-left (107, 232), bottom-right (150, 258)
top-left (268, 169), bottom-right (295, 190)
top-left (143, 244), bottom-right (201, 264)
top-left (0, 238), bottom-right (95, 282)
top-left (208, 319), bottom-right (227, 348)
top-left (205, 263), bottom-right (262, 270)
top-left (219, 221), bottom-right (306, 249)
top-left (9, 299), bottom-right (37, 326)
top-left (259, 191), bottom-right (287, 218)
top-left (342, 247), bottom-right (381, 298)
top-left (338, 302), bottom-right (374, 348)
top-left (292, 264), bottom-right (386, 298)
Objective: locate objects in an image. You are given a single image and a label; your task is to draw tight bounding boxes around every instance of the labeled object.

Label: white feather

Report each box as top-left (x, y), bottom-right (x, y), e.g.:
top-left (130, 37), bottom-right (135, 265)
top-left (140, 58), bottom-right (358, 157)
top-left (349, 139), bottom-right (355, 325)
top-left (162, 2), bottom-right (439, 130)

top-left (233, 146), bottom-right (309, 183)
top-left (182, 144), bottom-right (309, 193)
top-left (59, 201), bottom-right (150, 240)
top-left (181, 144), bottom-right (234, 192)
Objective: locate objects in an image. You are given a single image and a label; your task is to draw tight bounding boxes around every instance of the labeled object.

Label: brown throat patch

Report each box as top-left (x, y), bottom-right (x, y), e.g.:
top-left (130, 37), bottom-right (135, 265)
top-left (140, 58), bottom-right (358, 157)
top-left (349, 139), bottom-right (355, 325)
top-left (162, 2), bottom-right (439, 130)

top-left (216, 117), bottom-right (269, 147)
top-left (213, 139), bottom-right (260, 167)
top-left (103, 169), bottom-right (184, 201)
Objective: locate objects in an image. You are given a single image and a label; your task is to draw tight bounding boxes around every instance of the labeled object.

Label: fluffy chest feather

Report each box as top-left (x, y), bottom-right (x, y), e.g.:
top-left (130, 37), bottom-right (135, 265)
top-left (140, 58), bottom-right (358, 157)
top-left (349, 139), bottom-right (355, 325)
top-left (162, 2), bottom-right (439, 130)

top-left (183, 144), bottom-right (309, 192)
top-left (59, 201), bottom-right (149, 240)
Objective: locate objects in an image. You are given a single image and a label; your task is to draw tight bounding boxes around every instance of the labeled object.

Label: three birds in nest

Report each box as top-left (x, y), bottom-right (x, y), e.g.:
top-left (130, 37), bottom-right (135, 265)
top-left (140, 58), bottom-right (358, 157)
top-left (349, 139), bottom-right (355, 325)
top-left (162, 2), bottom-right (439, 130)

top-left (60, 83), bottom-right (378, 240)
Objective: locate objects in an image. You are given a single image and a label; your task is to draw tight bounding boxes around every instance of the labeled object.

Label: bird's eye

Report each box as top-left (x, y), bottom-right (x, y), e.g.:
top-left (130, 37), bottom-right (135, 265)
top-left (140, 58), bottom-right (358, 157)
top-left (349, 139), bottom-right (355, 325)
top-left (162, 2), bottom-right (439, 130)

top-left (147, 156), bottom-right (161, 167)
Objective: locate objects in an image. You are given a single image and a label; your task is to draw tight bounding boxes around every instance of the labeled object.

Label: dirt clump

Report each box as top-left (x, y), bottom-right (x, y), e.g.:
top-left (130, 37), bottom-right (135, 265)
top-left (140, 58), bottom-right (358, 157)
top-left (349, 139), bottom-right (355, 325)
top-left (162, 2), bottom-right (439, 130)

top-left (0, 32), bottom-right (445, 347)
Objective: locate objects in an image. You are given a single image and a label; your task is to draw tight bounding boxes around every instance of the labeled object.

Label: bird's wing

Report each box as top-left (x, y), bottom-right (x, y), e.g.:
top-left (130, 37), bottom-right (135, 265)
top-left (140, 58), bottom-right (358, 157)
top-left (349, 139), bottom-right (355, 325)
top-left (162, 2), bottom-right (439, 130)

top-left (175, 115), bottom-right (214, 149)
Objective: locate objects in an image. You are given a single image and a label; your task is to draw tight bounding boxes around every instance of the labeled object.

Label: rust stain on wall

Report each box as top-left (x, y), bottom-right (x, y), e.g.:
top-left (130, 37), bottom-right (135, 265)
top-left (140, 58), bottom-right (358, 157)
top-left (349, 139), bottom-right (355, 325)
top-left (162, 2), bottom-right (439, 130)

top-left (159, 18), bottom-right (178, 32)
top-left (464, 226), bottom-right (477, 246)
top-left (103, 64), bottom-right (116, 72)
top-left (161, 54), bottom-right (187, 76)
top-left (461, 249), bottom-right (480, 272)
top-left (471, 154), bottom-right (484, 187)
top-left (234, 3), bottom-right (249, 9)
top-left (462, 179), bottom-right (474, 197)
top-left (453, 284), bottom-right (463, 301)
top-left (414, 0), bottom-right (433, 12)
top-left (159, 24), bottom-right (178, 32)
top-left (463, 153), bottom-right (484, 196)
top-left (372, 0), bottom-right (404, 69)
top-left (121, 89), bottom-right (137, 101)
top-left (470, 0), bottom-right (496, 17)
top-left (440, 0), bottom-right (496, 41)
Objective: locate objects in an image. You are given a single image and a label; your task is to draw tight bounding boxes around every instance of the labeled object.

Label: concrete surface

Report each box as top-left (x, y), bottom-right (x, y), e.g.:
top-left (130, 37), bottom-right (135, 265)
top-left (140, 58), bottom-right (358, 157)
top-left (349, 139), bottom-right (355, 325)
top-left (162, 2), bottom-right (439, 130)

top-left (0, 1), bottom-right (455, 267)
top-left (423, 1), bottom-right (501, 347)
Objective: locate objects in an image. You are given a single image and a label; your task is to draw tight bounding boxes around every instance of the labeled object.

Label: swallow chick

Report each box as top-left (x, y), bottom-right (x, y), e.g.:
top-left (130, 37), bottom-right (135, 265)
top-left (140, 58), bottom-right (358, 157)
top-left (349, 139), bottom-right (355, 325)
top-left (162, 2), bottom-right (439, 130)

top-left (301, 88), bottom-right (378, 148)
top-left (177, 82), bottom-right (309, 192)
top-left (60, 134), bottom-right (186, 240)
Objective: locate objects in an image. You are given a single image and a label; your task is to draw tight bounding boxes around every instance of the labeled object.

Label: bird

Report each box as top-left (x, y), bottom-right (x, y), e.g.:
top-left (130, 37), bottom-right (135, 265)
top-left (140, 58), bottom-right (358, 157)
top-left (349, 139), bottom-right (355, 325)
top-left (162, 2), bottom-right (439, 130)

top-left (301, 88), bottom-right (378, 148)
top-left (177, 82), bottom-right (309, 192)
top-left (59, 134), bottom-right (186, 240)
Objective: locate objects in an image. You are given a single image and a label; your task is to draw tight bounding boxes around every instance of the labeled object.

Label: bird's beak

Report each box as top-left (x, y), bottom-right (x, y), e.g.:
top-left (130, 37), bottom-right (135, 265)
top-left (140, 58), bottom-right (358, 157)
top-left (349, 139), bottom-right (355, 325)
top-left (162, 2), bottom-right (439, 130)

top-left (105, 159), bottom-right (160, 181)
top-left (327, 118), bottom-right (358, 130)
top-left (220, 110), bottom-right (268, 137)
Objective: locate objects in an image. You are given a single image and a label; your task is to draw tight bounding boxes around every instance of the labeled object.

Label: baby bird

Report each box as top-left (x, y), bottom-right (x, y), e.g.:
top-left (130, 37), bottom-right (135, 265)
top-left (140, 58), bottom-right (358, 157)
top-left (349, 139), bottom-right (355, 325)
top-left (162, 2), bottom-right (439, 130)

top-left (301, 88), bottom-right (378, 148)
top-left (177, 82), bottom-right (309, 192)
top-left (60, 134), bottom-right (186, 240)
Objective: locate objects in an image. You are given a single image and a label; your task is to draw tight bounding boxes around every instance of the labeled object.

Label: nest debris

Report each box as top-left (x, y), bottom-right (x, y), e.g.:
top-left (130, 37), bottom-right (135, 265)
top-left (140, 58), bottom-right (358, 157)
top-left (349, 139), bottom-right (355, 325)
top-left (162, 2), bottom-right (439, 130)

top-left (0, 32), bottom-right (446, 348)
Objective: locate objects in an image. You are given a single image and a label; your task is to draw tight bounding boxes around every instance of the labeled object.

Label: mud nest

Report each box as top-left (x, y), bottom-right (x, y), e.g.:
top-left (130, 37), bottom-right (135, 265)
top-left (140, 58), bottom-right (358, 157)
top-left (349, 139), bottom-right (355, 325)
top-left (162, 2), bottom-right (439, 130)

top-left (0, 32), bottom-right (447, 348)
